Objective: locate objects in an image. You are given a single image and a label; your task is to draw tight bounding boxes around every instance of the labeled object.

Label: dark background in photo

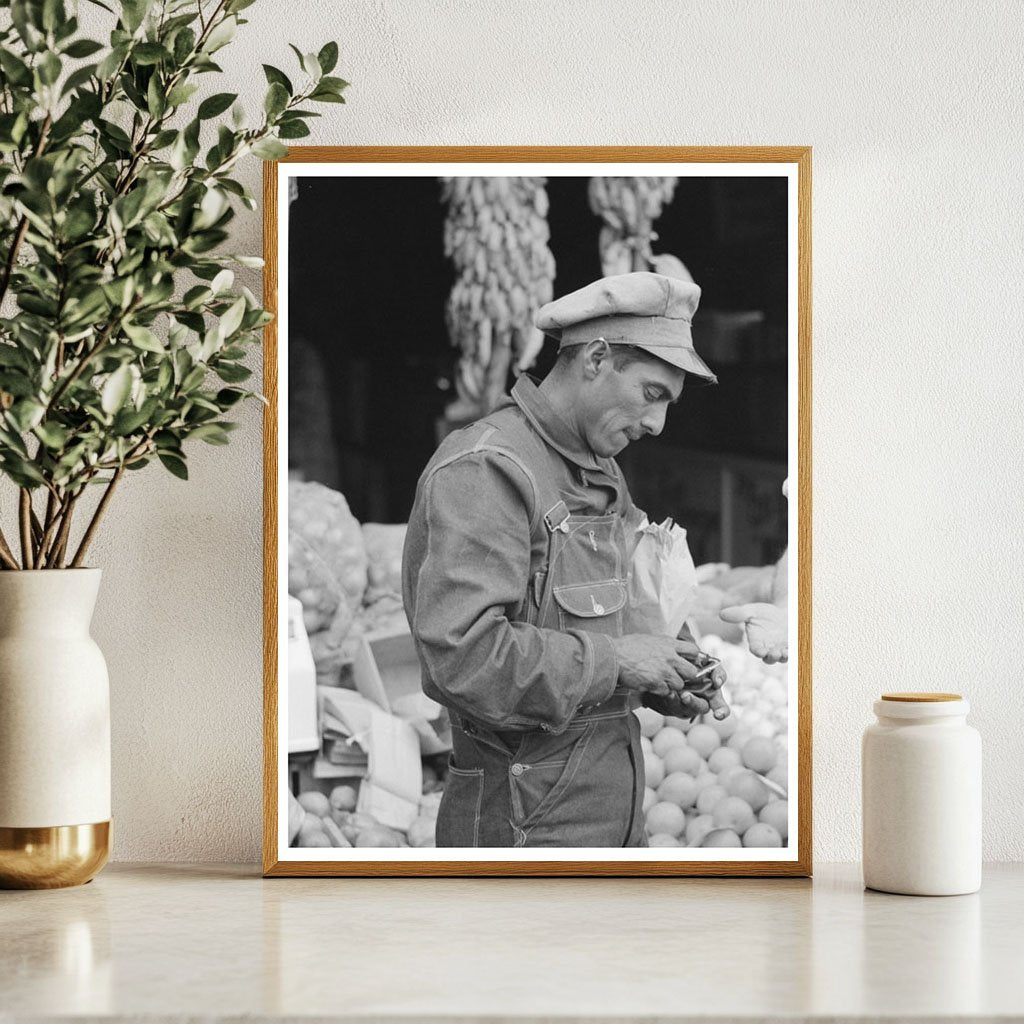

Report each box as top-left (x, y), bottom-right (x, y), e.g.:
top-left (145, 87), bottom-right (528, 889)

top-left (287, 175), bottom-right (789, 567)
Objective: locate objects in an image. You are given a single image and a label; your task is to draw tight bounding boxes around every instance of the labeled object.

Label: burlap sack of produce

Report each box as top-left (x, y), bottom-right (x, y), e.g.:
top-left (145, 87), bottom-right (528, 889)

top-left (289, 481), bottom-right (368, 608)
top-left (288, 531), bottom-right (342, 634)
top-left (361, 523), bottom-right (407, 603)
top-left (288, 481), bottom-right (368, 684)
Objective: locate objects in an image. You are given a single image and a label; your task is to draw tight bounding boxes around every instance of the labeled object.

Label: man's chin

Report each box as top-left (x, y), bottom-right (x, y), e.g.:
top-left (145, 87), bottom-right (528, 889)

top-left (598, 438), bottom-right (629, 458)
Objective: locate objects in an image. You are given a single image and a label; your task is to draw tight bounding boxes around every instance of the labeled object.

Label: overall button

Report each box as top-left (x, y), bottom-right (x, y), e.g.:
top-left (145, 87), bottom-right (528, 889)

top-left (510, 763), bottom-right (526, 777)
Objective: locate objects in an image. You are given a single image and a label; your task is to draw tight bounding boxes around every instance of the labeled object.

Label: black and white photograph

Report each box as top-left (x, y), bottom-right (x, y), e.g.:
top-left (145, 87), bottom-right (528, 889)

top-left (267, 150), bottom-right (810, 875)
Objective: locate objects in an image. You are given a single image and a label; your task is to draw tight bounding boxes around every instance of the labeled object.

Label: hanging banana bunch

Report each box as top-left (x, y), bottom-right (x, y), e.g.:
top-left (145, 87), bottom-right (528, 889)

top-left (440, 177), bottom-right (556, 420)
top-left (588, 177), bottom-right (679, 277)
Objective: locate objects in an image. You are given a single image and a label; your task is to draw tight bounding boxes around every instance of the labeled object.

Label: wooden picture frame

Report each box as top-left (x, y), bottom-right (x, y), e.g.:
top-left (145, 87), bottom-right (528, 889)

top-left (263, 147), bottom-right (811, 877)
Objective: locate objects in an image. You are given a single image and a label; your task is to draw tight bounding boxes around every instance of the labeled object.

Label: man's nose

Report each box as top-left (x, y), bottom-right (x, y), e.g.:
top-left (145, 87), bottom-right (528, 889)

top-left (641, 405), bottom-right (667, 437)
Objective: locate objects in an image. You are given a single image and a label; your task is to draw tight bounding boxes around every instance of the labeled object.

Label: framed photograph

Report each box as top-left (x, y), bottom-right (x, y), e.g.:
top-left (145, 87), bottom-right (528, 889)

top-left (263, 147), bottom-right (811, 877)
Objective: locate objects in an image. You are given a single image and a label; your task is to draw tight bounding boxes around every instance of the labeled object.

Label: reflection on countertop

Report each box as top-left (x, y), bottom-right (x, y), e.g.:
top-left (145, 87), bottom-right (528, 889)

top-left (1, 863), bottom-right (1021, 1020)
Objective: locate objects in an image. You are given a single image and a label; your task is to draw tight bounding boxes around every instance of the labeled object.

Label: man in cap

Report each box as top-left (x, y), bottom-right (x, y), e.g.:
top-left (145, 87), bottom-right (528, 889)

top-left (403, 272), bottom-right (727, 848)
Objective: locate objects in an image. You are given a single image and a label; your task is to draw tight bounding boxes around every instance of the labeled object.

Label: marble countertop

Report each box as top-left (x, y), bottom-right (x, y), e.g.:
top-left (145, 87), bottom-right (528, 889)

top-left (1, 862), bottom-right (1021, 1022)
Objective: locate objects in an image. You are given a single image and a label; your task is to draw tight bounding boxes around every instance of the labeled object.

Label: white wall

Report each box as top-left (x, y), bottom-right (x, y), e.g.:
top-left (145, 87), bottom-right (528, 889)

top-left (71, 0), bottom-right (1024, 862)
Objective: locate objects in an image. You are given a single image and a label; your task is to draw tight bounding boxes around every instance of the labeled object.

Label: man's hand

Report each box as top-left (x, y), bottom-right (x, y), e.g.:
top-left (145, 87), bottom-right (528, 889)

top-left (719, 602), bottom-right (788, 664)
top-left (612, 634), bottom-right (704, 696)
top-left (611, 634), bottom-right (730, 720)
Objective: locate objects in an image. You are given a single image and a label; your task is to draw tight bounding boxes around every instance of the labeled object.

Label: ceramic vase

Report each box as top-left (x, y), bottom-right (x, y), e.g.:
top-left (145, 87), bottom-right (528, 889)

top-left (0, 568), bottom-right (111, 888)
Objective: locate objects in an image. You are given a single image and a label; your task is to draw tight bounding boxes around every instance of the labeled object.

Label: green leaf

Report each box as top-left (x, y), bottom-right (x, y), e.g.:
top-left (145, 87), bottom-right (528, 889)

top-left (0, 423), bottom-right (30, 457)
top-left (121, 0), bottom-right (153, 33)
top-left (34, 421), bottom-right (70, 449)
top-left (176, 311), bottom-right (206, 333)
top-left (132, 42), bottom-right (169, 66)
top-left (203, 15), bottom-right (236, 54)
top-left (123, 321), bottom-right (164, 353)
top-left (277, 120), bottom-right (310, 140)
top-left (101, 365), bottom-right (133, 415)
top-left (0, 346), bottom-right (30, 371)
top-left (309, 89), bottom-right (345, 104)
top-left (300, 51), bottom-right (321, 80)
top-left (181, 365), bottom-right (206, 392)
top-left (156, 359), bottom-right (173, 391)
top-left (60, 62), bottom-right (98, 96)
top-left (147, 74), bottom-right (166, 118)
top-left (173, 27), bottom-right (196, 65)
top-left (11, 1), bottom-right (44, 52)
top-left (213, 361), bottom-right (251, 383)
top-left (0, 50), bottom-right (33, 87)
top-left (226, 0), bottom-right (256, 11)
top-left (1, 456), bottom-right (46, 487)
top-left (38, 51), bottom-right (62, 86)
top-left (189, 422), bottom-right (230, 445)
top-left (155, 429), bottom-right (181, 453)
top-left (262, 64), bottom-right (292, 94)
top-left (98, 118), bottom-right (132, 148)
top-left (96, 43), bottom-right (128, 82)
top-left (9, 399), bottom-right (45, 432)
top-left (62, 288), bottom-right (108, 327)
top-left (166, 82), bottom-right (199, 107)
top-left (198, 91), bottom-right (236, 119)
top-left (17, 293), bottom-right (58, 317)
top-left (149, 128), bottom-right (177, 149)
top-left (318, 76), bottom-right (349, 93)
top-left (210, 269), bottom-right (234, 294)
top-left (317, 41), bottom-right (339, 75)
top-left (0, 367), bottom-right (37, 399)
top-left (217, 295), bottom-right (246, 339)
top-left (215, 388), bottom-right (246, 408)
top-left (197, 327), bottom-right (220, 363)
top-left (112, 404), bottom-right (151, 436)
top-left (251, 138), bottom-right (287, 160)
top-left (63, 38), bottom-right (104, 58)
top-left (264, 82), bottom-right (288, 117)
top-left (101, 277), bottom-right (135, 309)
top-left (158, 452), bottom-right (188, 479)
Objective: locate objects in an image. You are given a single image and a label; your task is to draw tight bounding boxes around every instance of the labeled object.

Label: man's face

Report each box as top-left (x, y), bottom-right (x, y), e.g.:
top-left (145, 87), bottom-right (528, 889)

top-left (578, 350), bottom-right (685, 458)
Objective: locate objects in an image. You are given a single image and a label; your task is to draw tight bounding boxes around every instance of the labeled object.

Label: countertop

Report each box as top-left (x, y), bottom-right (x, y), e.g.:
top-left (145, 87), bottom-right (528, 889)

top-left (1, 862), bottom-right (1021, 1022)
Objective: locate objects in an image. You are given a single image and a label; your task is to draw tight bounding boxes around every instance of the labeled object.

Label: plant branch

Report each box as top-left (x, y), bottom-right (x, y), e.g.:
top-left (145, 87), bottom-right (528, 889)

top-left (18, 489), bottom-right (34, 569)
top-left (0, 526), bottom-right (19, 570)
top-left (70, 464), bottom-right (124, 567)
top-left (44, 490), bottom-right (80, 569)
top-left (36, 487), bottom-right (66, 565)
top-left (29, 506), bottom-right (43, 545)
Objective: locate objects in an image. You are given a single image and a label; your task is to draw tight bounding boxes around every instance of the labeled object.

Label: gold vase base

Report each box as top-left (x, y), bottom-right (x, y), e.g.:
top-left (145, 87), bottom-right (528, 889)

top-left (0, 821), bottom-right (110, 889)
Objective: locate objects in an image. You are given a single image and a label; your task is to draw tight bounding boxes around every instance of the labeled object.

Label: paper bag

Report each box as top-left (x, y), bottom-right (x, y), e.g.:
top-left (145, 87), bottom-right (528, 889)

top-left (627, 516), bottom-right (698, 637)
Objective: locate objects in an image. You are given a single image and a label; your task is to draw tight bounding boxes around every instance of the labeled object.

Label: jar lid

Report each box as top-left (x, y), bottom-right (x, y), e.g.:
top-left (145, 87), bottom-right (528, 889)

top-left (881, 692), bottom-right (962, 702)
top-left (874, 695), bottom-right (969, 719)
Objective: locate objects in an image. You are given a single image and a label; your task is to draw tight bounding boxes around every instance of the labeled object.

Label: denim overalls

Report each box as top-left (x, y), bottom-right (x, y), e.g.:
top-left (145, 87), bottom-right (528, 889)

top-left (433, 407), bottom-right (647, 849)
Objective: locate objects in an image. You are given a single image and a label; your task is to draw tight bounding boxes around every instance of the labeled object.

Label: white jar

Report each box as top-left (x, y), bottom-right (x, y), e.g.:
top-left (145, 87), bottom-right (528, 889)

top-left (862, 692), bottom-right (981, 896)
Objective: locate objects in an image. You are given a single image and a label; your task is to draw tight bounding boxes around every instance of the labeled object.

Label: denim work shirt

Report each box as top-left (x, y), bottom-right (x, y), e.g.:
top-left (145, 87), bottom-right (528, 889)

top-left (402, 376), bottom-right (647, 735)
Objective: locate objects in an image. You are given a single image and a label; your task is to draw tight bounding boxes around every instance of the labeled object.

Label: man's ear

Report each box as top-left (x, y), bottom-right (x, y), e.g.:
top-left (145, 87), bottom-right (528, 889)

top-left (581, 339), bottom-right (611, 380)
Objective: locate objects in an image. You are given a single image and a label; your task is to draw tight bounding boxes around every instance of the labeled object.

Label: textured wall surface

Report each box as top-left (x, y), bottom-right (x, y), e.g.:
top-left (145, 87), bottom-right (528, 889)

top-left (55, 0), bottom-right (1024, 862)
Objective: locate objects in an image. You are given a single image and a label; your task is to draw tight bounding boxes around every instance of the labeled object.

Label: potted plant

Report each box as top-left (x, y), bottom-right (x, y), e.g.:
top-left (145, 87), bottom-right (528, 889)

top-left (0, 0), bottom-right (345, 887)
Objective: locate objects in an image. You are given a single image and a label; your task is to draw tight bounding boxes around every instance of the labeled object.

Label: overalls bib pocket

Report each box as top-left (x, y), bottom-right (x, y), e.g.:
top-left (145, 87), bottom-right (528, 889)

top-left (552, 579), bottom-right (627, 635)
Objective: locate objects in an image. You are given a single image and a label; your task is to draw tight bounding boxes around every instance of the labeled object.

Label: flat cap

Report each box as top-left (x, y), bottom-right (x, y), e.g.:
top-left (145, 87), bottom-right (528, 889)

top-left (534, 271), bottom-right (717, 383)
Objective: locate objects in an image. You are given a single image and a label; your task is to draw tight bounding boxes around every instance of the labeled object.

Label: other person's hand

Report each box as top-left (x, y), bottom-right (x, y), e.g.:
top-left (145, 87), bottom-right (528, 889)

top-left (719, 602), bottom-right (788, 664)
